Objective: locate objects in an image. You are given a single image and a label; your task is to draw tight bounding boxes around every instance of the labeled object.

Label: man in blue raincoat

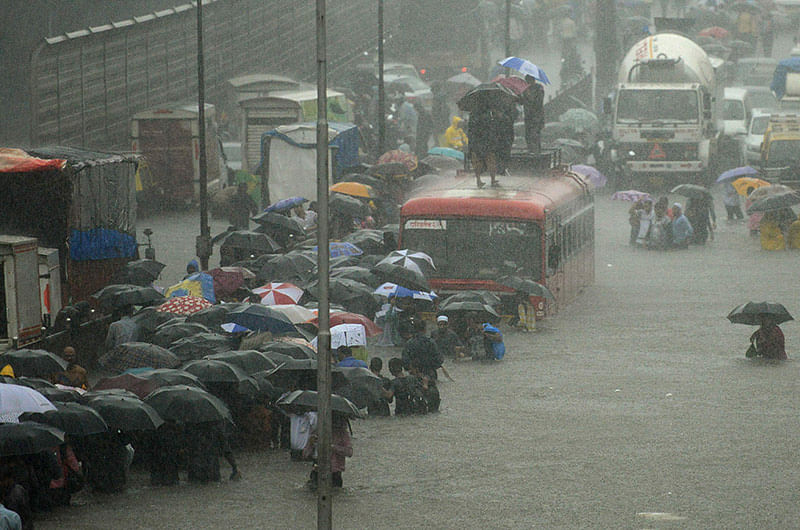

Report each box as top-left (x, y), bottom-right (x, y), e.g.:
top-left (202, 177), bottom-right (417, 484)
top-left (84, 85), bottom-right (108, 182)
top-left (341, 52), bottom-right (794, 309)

top-left (482, 323), bottom-right (505, 360)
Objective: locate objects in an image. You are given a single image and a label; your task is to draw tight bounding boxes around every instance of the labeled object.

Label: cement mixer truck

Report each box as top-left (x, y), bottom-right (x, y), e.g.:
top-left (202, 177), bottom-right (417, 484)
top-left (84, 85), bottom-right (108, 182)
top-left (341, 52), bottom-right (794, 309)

top-left (610, 33), bottom-right (719, 188)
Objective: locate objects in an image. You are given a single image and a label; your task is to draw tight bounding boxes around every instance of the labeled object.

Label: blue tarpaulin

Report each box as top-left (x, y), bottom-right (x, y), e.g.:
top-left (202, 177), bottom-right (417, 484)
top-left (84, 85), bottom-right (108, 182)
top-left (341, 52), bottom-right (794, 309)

top-left (69, 228), bottom-right (137, 261)
top-left (770, 57), bottom-right (800, 99)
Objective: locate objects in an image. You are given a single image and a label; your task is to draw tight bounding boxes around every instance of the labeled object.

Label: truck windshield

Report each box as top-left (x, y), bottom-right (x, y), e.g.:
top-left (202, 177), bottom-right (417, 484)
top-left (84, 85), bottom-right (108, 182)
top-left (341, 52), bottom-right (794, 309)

top-left (723, 99), bottom-right (745, 120)
top-left (767, 140), bottom-right (800, 166)
top-left (616, 90), bottom-right (699, 122)
top-left (750, 116), bottom-right (769, 135)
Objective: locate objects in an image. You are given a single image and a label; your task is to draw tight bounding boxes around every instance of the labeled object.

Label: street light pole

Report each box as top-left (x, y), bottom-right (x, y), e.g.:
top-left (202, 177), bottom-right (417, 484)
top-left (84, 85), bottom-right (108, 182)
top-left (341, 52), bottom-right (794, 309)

top-left (505, 0), bottom-right (511, 59)
top-left (315, 0), bottom-right (332, 528)
top-left (377, 0), bottom-right (385, 155)
top-left (195, 0), bottom-right (211, 270)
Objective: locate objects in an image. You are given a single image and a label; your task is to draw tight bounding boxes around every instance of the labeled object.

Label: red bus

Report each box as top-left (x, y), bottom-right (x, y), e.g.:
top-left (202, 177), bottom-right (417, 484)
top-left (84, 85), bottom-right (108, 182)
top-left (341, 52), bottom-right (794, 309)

top-left (399, 165), bottom-right (594, 319)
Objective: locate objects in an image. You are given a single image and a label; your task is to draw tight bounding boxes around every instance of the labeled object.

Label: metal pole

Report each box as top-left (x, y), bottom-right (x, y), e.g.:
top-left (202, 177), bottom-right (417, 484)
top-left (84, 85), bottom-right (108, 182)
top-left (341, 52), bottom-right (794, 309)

top-left (377, 0), bottom-right (386, 155)
top-left (315, 0), bottom-right (332, 528)
top-left (505, 0), bottom-right (511, 59)
top-left (195, 0), bottom-right (211, 270)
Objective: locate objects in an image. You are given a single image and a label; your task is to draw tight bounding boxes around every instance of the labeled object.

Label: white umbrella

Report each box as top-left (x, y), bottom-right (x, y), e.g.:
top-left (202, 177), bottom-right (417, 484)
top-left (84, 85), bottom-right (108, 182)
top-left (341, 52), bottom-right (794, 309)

top-left (311, 323), bottom-right (367, 350)
top-left (0, 383), bottom-right (56, 423)
top-left (266, 304), bottom-right (317, 324)
top-left (377, 249), bottom-right (436, 275)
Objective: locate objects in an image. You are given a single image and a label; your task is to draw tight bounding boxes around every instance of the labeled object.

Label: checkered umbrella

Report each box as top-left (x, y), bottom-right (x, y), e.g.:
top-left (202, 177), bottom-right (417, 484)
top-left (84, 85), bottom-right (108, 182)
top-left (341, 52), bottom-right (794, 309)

top-left (252, 283), bottom-right (304, 306)
top-left (155, 296), bottom-right (213, 316)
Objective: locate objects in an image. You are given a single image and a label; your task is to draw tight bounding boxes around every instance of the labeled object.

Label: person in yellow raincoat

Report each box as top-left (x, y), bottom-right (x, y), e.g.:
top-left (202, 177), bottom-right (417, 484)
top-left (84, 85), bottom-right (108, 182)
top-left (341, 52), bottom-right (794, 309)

top-left (760, 211), bottom-right (785, 250)
top-left (444, 116), bottom-right (468, 151)
top-left (787, 214), bottom-right (800, 249)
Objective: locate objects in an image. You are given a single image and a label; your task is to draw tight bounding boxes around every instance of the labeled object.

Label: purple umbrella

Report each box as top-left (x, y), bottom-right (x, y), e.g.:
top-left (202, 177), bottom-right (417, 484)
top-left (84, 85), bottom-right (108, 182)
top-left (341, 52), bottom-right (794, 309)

top-left (264, 196), bottom-right (307, 213)
top-left (611, 190), bottom-right (651, 202)
top-left (571, 165), bottom-right (607, 188)
top-left (715, 166), bottom-right (758, 183)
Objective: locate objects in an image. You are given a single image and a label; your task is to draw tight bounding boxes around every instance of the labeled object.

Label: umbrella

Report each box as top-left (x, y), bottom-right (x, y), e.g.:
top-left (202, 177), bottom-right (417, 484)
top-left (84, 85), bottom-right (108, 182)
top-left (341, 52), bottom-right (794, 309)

top-left (251, 211), bottom-right (306, 236)
top-left (80, 389), bottom-right (141, 402)
top-left (84, 394), bottom-right (163, 431)
top-left (716, 166), bottom-right (759, 183)
top-left (440, 300), bottom-right (500, 323)
top-left (209, 267), bottom-right (254, 300)
top-left (312, 241), bottom-right (363, 258)
top-left (329, 193), bottom-right (370, 217)
top-left (727, 302), bottom-right (793, 326)
top-left (151, 321), bottom-right (212, 348)
top-left (698, 26), bottom-right (730, 39)
top-left (155, 295), bottom-right (213, 316)
top-left (259, 341), bottom-right (317, 360)
top-left (93, 373), bottom-right (160, 400)
top-left (7, 377), bottom-right (54, 391)
top-left (422, 154), bottom-right (462, 171)
top-left (185, 303), bottom-right (249, 329)
top-left (265, 196), bottom-right (308, 213)
top-left (219, 230), bottom-right (281, 254)
top-left (329, 255), bottom-right (362, 269)
top-left (497, 276), bottom-right (556, 300)
top-left (342, 230), bottom-right (386, 255)
top-left (0, 422), bottom-right (65, 456)
top-left (330, 266), bottom-right (381, 287)
top-left (249, 371), bottom-right (284, 401)
top-left (328, 323), bottom-right (366, 349)
top-left (226, 304), bottom-right (297, 334)
top-left (491, 75), bottom-right (530, 95)
top-left (747, 191), bottom-right (800, 213)
top-left (571, 164), bottom-right (607, 188)
top-left (205, 350), bottom-right (278, 375)
top-left (252, 282), bottom-right (304, 305)
top-left (307, 277), bottom-right (379, 307)
top-left (732, 177), bottom-right (771, 196)
top-left (131, 306), bottom-right (181, 336)
top-left (168, 333), bottom-right (238, 362)
top-left (92, 284), bottom-right (164, 311)
top-left (374, 282), bottom-right (437, 303)
top-left (182, 359), bottom-right (257, 387)
top-left (331, 366), bottom-right (385, 405)
top-left (559, 108), bottom-right (599, 134)
top-left (305, 311), bottom-right (382, 337)
top-left (446, 72), bottom-right (481, 87)
top-left (612, 190), bottom-right (651, 202)
top-left (749, 184), bottom-right (792, 201)
top-left (111, 259), bottom-right (166, 286)
top-left (257, 252), bottom-right (317, 283)
top-left (427, 147), bottom-right (464, 161)
top-left (136, 368), bottom-right (207, 391)
top-left (165, 272), bottom-right (216, 304)
top-left (37, 386), bottom-right (82, 403)
top-left (98, 342), bottom-right (181, 373)
top-left (373, 262), bottom-right (430, 291)
top-left (268, 304), bottom-right (317, 324)
top-left (145, 385), bottom-right (233, 425)
top-left (0, 383), bottom-right (56, 423)
top-left (20, 402), bottom-right (108, 437)
top-left (440, 290), bottom-right (502, 308)
top-left (457, 82), bottom-right (517, 112)
top-left (671, 184), bottom-right (712, 200)
top-left (498, 56), bottom-right (550, 84)
top-left (276, 390), bottom-right (364, 419)
top-left (330, 181), bottom-right (378, 199)
top-left (378, 249), bottom-right (435, 275)
top-left (370, 162), bottom-right (413, 179)
top-left (376, 150), bottom-right (418, 172)
top-left (0, 349), bottom-right (67, 379)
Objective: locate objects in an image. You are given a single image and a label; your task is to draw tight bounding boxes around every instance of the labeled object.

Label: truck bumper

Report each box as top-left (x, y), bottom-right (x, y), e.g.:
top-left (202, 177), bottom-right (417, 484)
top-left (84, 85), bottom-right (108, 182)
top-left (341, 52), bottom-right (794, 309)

top-left (625, 160), bottom-right (704, 173)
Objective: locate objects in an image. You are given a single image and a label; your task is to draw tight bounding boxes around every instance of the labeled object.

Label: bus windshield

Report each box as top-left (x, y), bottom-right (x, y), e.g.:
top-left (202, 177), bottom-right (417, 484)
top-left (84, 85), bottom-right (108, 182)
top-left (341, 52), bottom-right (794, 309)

top-left (616, 89), bottom-right (699, 122)
top-left (402, 219), bottom-right (542, 280)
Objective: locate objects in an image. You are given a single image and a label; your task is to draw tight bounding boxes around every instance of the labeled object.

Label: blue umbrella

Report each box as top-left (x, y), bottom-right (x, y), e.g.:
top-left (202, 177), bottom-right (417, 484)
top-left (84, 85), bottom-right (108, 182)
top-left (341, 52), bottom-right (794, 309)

top-left (226, 305), bottom-right (297, 334)
top-left (264, 196), bottom-right (307, 213)
top-left (312, 242), bottom-right (363, 258)
top-left (498, 57), bottom-right (550, 85)
top-left (571, 164), bottom-right (607, 188)
top-left (715, 166), bottom-right (758, 183)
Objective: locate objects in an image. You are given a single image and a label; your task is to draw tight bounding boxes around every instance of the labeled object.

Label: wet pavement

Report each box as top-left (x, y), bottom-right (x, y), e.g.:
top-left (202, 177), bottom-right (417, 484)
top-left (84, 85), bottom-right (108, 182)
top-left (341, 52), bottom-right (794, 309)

top-left (37, 191), bottom-right (800, 529)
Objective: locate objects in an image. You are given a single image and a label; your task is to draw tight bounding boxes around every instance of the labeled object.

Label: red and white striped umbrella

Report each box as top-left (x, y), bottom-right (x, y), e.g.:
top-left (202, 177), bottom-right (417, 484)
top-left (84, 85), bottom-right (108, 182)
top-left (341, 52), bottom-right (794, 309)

top-left (252, 283), bottom-right (304, 306)
top-left (155, 295), bottom-right (213, 316)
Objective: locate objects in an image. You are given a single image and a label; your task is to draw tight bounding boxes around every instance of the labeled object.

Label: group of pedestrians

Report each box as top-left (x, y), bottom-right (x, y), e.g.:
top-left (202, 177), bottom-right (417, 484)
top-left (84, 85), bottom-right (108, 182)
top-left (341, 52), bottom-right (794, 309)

top-left (629, 196), bottom-right (716, 250)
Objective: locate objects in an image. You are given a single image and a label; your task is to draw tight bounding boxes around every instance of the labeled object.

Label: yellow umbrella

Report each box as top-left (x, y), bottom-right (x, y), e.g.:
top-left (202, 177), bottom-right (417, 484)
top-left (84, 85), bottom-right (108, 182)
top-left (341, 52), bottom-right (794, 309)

top-left (732, 177), bottom-right (771, 196)
top-left (330, 181), bottom-right (377, 199)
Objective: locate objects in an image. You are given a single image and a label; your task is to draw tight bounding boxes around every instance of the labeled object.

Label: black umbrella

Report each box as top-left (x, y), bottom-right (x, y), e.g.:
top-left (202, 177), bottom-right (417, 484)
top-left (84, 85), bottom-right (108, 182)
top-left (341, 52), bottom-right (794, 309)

top-left (727, 301), bottom-right (794, 326)
top-left (0, 349), bottom-right (67, 378)
top-left (307, 278), bottom-right (379, 316)
top-left (0, 422), bottom-right (65, 457)
top-left (131, 306), bottom-right (182, 337)
top-left (226, 304), bottom-right (297, 334)
top-left (185, 303), bottom-right (249, 328)
top-left (80, 389), bottom-right (142, 402)
top-left (251, 211), bottom-right (306, 237)
top-left (329, 192), bottom-right (370, 217)
top-left (257, 252), bottom-right (317, 283)
top-left (168, 333), bottom-right (237, 362)
top-left (37, 386), bottom-right (81, 403)
top-left (151, 322), bottom-right (212, 348)
top-left (111, 259), bottom-right (166, 286)
top-left (457, 82), bottom-right (517, 112)
top-left (20, 402), bottom-right (108, 437)
top-left (219, 230), bottom-right (282, 253)
top-left (497, 276), bottom-right (556, 300)
top-left (259, 341), bottom-right (317, 360)
top-left (343, 230), bottom-right (387, 255)
top-left (330, 266), bottom-right (381, 287)
top-left (204, 350), bottom-right (278, 374)
top-left (747, 191), bottom-right (800, 214)
top-left (373, 262), bottom-right (430, 291)
top-left (135, 368), bottom-right (208, 391)
top-left (182, 359), bottom-right (256, 386)
top-left (12, 377), bottom-right (56, 391)
top-left (440, 290), bottom-right (502, 308)
top-left (84, 394), bottom-right (164, 431)
top-left (671, 184), bottom-right (712, 200)
top-left (440, 300), bottom-right (500, 322)
top-left (98, 342), bottom-right (181, 373)
top-left (144, 385), bottom-right (233, 425)
top-left (329, 255), bottom-right (363, 269)
top-left (92, 284), bottom-right (165, 311)
top-left (332, 366), bottom-right (384, 405)
top-left (370, 162), bottom-right (410, 179)
top-left (276, 390), bottom-right (364, 419)
top-left (250, 370), bottom-right (284, 401)
top-left (262, 357), bottom-right (318, 389)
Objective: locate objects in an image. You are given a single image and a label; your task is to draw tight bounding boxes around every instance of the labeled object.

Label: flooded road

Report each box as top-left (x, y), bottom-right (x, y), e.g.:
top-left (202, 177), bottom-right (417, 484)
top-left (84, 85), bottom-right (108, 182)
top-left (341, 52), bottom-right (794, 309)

top-left (38, 193), bottom-right (800, 529)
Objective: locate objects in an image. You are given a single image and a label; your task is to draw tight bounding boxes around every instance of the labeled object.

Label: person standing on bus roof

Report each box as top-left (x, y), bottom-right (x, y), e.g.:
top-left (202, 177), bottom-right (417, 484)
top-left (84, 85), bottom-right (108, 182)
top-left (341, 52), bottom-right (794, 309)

top-left (520, 77), bottom-right (544, 153)
top-left (467, 106), bottom-right (498, 188)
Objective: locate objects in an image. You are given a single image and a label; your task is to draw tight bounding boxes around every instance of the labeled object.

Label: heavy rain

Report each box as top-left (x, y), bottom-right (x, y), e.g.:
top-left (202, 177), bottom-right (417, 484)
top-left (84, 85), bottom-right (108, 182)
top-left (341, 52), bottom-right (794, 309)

top-left (0, 0), bottom-right (799, 528)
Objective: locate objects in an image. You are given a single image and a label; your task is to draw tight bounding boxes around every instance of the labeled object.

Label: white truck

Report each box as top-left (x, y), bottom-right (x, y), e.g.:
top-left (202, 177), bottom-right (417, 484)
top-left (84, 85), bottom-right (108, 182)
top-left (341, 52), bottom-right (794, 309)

top-left (611, 33), bottom-right (718, 188)
top-left (0, 236), bottom-right (44, 349)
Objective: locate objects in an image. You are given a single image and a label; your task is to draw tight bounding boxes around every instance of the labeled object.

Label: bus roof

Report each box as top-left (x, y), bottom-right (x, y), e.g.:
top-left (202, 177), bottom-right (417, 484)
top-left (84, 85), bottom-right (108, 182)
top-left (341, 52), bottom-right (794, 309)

top-left (401, 172), bottom-right (589, 220)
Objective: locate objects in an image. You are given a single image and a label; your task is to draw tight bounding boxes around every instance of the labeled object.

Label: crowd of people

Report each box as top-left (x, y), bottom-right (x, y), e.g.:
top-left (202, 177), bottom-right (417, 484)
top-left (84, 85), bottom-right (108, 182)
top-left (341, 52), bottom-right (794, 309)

top-left (628, 195), bottom-right (716, 249)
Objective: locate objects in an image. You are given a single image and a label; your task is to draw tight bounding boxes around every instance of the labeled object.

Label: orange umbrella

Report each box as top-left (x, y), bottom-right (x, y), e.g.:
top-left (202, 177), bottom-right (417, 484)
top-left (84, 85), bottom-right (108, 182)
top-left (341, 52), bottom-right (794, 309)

top-left (330, 181), bottom-right (377, 198)
top-left (732, 177), bottom-right (771, 196)
top-left (698, 26), bottom-right (730, 39)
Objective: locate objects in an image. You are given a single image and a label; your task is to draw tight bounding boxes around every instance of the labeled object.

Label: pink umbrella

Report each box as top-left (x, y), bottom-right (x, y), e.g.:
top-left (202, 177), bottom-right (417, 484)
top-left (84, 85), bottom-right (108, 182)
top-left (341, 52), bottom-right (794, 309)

top-left (611, 190), bottom-right (651, 202)
top-left (490, 75), bottom-right (530, 95)
top-left (209, 266), bottom-right (255, 299)
top-left (252, 283), bottom-right (304, 306)
top-left (155, 295), bottom-right (213, 316)
top-left (698, 26), bottom-right (729, 40)
top-left (571, 164), bottom-right (607, 188)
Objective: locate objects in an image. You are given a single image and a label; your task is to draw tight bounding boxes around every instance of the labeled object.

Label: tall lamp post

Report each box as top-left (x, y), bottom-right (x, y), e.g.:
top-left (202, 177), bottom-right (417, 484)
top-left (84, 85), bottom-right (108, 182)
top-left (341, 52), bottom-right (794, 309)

top-left (195, 0), bottom-right (211, 270)
top-left (377, 0), bottom-right (385, 155)
top-left (315, 0), bottom-right (332, 528)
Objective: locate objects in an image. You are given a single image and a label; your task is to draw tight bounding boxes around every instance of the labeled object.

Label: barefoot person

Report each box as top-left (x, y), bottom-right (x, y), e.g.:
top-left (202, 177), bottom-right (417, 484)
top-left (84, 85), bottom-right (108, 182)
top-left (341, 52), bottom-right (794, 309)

top-left (467, 107), bottom-right (498, 187)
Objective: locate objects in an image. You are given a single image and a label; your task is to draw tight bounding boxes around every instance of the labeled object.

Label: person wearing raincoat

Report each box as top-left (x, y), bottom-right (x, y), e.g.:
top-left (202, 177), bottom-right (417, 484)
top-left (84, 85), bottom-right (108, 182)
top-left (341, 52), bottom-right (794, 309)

top-left (444, 116), bottom-right (468, 151)
top-left (759, 211), bottom-right (786, 251)
top-left (787, 214), bottom-right (800, 249)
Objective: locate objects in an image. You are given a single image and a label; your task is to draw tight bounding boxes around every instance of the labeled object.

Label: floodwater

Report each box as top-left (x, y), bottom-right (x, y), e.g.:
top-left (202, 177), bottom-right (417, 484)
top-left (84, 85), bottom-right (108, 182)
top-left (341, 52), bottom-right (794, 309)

top-left (38, 194), bottom-right (800, 529)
